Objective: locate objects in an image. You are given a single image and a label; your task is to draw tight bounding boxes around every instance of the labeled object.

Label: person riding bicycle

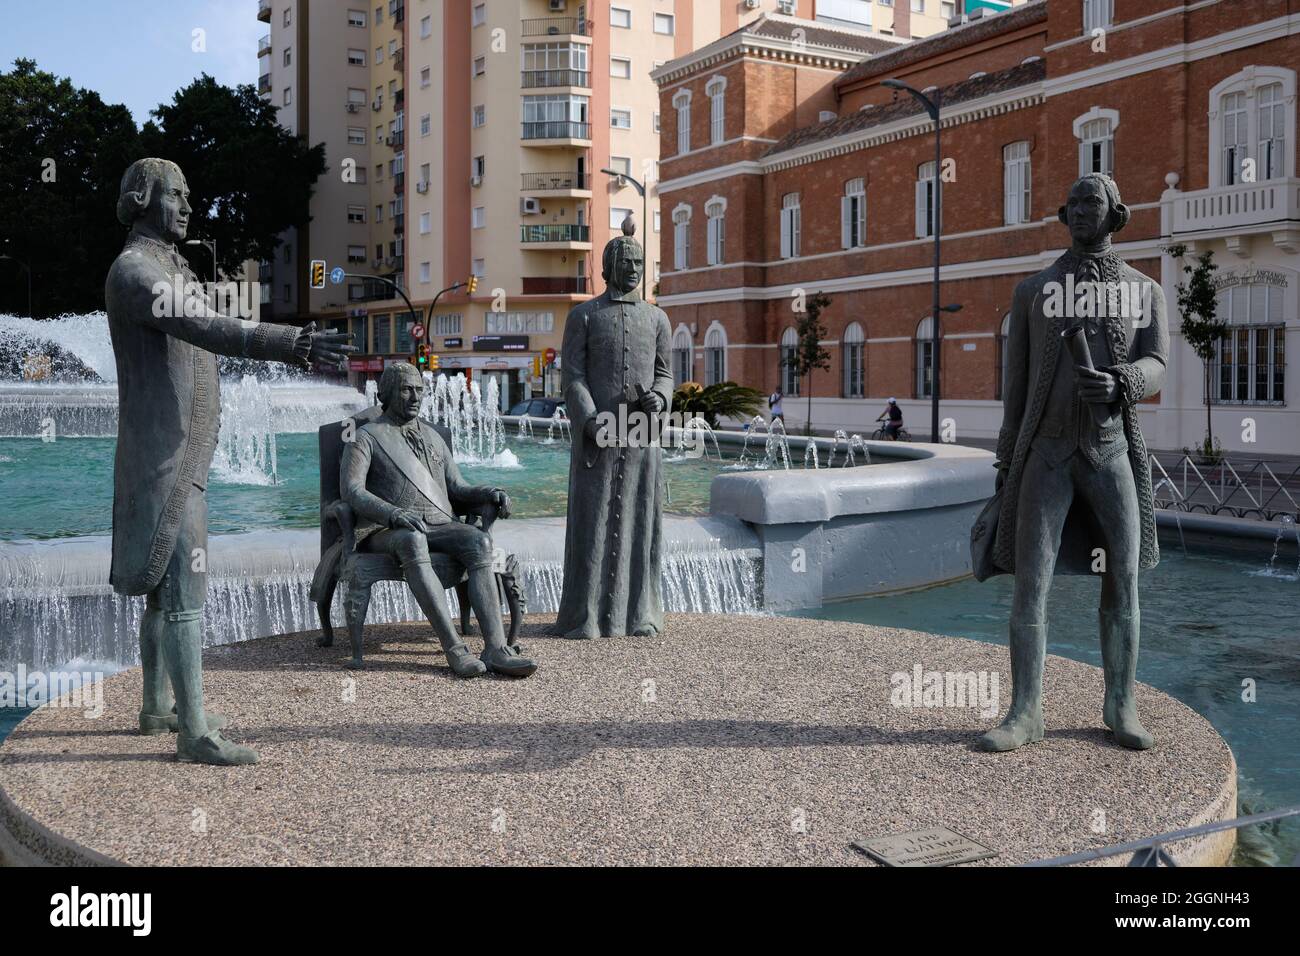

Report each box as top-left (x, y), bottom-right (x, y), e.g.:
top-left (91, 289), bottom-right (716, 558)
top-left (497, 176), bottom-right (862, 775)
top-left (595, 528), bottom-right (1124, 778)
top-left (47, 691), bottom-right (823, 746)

top-left (876, 398), bottom-right (904, 440)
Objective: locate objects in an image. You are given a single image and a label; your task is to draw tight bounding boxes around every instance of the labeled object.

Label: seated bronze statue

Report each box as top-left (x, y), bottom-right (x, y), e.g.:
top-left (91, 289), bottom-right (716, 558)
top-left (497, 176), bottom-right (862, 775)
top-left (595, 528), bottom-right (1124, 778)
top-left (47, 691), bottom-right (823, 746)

top-left (340, 364), bottom-right (537, 678)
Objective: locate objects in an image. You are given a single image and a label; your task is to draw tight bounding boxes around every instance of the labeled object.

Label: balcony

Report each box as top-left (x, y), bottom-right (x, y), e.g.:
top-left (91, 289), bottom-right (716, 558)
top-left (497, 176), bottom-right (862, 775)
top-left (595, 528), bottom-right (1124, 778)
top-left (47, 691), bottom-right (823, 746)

top-left (520, 223), bottom-right (591, 250)
top-left (521, 120), bottom-right (591, 146)
top-left (393, 213), bottom-right (405, 235)
top-left (258, 34), bottom-right (271, 57)
top-left (522, 17), bottom-right (592, 38)
top-left (389, 130), bottom-right (404, 148)
top-left (521, 69), bottom-right (590, 90)
top-left (257, 0), bottom-right (271, 22)
top-left (393, 171), bottom-right (404, 194)
top-left (392, 48), bottom-right (404, 72)
top-left (1168, 178), bottom-right (1300, 254)
top-left (521, 171), bottom-right (590, 197)
top-left (522, 276), bottom-right (588, 295)
top-left (393, 1), bottom-right (404, 25)
top-left (394, 88), bottom-right (404, 109)
top-left (258, 73), bottom-right (271, 95)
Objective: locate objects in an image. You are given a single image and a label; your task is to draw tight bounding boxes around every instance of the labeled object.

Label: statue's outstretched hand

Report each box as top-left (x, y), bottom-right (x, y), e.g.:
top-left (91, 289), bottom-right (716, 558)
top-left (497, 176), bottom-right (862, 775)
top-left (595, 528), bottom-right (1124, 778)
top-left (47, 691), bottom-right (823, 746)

top-left (296, 321), bottom-right (357, 370)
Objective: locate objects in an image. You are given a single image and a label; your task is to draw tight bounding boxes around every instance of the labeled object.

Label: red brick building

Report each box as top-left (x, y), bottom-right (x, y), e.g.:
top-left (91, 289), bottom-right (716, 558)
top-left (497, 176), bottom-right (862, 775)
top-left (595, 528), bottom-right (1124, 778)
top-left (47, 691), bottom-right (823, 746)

top-left (653, 0), bottom-right (1300, 455)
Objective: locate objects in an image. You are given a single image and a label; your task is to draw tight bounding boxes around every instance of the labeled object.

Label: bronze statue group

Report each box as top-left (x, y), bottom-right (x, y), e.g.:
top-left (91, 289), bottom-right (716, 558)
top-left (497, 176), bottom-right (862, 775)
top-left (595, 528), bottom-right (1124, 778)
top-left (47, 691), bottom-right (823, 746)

top-left (108, 159), bottom-right (1164, 766)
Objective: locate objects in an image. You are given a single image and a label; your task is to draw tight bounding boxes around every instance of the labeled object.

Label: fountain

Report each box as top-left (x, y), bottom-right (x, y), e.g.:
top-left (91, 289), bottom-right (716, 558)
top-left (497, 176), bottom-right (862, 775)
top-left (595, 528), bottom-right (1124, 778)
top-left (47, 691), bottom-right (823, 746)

top-left (1262, 514), bottom-right (1299, 581)
top-left (764, 418), bottom-right (792, 470)
top-left (211, 375), bottom-right (279, 485)
top-left (546, 409), bottom-right (571, 444)
top-left (677, 416), bottom-right (721, 462)
top-left (844, 433), bottom-right (871, 467)
top-left (803, 442), bottom-right (820, 469)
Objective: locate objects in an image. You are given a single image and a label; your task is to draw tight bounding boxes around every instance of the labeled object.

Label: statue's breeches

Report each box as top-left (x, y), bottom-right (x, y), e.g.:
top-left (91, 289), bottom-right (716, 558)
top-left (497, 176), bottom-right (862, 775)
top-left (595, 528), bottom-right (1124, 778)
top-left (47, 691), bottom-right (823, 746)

top-left (144, 485), bottom-right (208, 619)
top-left (363, 522), bottom-right (494, 572)
top-left (1011, 449), bottom-right (1140, 627)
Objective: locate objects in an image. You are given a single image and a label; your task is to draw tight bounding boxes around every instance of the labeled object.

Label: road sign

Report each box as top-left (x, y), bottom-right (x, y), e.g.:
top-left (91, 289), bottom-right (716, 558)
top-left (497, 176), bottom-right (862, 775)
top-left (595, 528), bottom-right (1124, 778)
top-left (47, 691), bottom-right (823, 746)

top-left (411, 324), bottom-right (425, 340)
top-left (309, 260), bottom-right (326, 290)
top-left (544, 347), bottom-right (557, 365)
top-left (330, 266), bottom-right (345, 285)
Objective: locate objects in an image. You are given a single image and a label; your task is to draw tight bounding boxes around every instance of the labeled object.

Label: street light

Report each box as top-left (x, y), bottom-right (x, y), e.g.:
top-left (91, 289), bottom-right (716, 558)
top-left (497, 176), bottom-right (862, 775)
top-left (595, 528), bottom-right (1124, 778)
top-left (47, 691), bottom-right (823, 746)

top-left (0, 246), bottom-right (33, 319)
top-left (882, 78), bottom-right (944, 442)
top-left (185, 238), bottom-right (218, 280)
top-left (600, 167), bottom-right (648, 301)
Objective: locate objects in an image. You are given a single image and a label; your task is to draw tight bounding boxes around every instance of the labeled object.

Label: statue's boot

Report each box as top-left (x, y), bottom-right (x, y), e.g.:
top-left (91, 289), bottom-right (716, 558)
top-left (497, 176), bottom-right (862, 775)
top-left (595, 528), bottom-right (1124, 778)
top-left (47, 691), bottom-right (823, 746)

top-left (164, 614), bottom-right (259, 766)
top-left (979, 623), bottom-right (1046, 752)
top-left (1100, 610), bottom-right (1153, 750)
top-left (402, 556), bottom-right (487, 678)
top-left (467, 567), bottom-right (537, 677)
top-left (137, 607), bottom-right (228, 735)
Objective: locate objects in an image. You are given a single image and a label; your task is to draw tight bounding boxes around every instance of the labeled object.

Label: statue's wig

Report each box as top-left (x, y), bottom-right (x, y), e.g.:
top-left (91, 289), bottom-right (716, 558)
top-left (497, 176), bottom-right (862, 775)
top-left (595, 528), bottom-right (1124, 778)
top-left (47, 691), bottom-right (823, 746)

top-left (116, 158), bottom-right (184, 226)
top-left (1057, 173), bottom-right (1130, 233)
top-left (601, 235), bottom-right (644, 282)
top-left (378, 361), bottom-right (423, 407)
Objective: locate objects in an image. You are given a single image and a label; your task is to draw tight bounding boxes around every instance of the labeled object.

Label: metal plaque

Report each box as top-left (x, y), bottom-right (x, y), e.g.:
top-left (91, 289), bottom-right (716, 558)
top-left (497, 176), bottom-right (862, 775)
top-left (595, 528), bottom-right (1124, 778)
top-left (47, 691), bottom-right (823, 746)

top-left (853, 827), bottom-right (997, 867)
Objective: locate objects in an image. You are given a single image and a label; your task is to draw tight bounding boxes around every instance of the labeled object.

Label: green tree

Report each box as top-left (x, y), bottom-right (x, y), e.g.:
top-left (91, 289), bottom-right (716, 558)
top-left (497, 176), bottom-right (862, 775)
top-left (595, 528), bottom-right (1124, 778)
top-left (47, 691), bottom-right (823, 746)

top-left (785, 291), bottom-right (833, 435)
top-left (1167, 244), bottom-right (1226, 459)
top-left (0, 59), bottom-right (140, 317)
top-left (671, 381), bottom-right (765, 429)
top-left (140, 75), bottom-right (327, 279)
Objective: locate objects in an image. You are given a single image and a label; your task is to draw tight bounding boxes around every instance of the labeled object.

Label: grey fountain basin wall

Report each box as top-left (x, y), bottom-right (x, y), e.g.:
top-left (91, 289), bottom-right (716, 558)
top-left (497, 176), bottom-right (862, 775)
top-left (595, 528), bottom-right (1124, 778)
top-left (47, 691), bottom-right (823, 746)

top-left (704, 431), bottom-right (997, 610)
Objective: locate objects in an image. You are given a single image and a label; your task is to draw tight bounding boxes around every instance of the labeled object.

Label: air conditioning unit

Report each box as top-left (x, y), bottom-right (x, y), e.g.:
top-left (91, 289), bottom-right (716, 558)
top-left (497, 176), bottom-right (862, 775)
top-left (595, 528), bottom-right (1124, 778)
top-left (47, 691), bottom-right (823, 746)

top-left (744, 0), bottom-right (760, 9)
top-left (417, 180), bottom-right (430, 193)
top-left (521, 197), bottom-right (542, 215)
top-left (469, 175), bottom-right (482, 188)
top-left (548, 0), bottom-right (566, 11)
top-left (777, 0), bottom-right (796, 15)
top-left (345, 102), bottom-right (360, 112)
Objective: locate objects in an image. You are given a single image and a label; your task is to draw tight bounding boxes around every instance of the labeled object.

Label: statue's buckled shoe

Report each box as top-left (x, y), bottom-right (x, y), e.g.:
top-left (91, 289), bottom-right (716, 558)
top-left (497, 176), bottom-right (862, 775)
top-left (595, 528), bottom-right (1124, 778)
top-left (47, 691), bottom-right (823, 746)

top-left (481, 644), bottom-right (538, 678)
top-left (445, 642), bottom-right (488, 678)
top-left (140, 706), bottom-right (229, 736)
top-left (177, 731), bottom-right (259, 766)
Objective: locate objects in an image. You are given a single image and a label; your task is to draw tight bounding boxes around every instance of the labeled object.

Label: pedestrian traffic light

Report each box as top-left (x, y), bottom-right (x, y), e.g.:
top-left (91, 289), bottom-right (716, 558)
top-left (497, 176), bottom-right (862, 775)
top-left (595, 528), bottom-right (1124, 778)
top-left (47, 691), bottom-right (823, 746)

top-left (466, 275), bottom-right (478, 295)
top-left (416, 344), bottom-right (429, 366)
top-left (309, 259), bottom-right (326, 289)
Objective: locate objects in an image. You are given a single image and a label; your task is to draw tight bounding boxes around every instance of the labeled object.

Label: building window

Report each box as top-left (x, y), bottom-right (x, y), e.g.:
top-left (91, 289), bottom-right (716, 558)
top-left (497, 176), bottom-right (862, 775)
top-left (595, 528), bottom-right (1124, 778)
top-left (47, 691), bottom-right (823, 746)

top-left (611, 108), bottom-right (632, 129)
top-left (486, 312), bottom-right (556, 334)
top-left (283, 8), bottom-right (291, 27)
top-left (348, 48), bottom-right (366, 66)
top-left (471, 156), bottom-right (484, 179)
top-left (653, 111), bottom-right (660, 133)
top-left (915, 161), bottom-right (937, 238)
top-left (673, 89), bottom-right (691, 154)
top-left (672, 205), bottom-right (691, 270)
top-left (348, 9), bottom-right (367, 28)
top-left (1209, 68), bottom-right (1295, 186)
top-left (283, 47), bottom-right (291, 67)
top-left (654, 13), bottom-right (675, 35)
top-left (915, 316), bottom-right (934, 399)
top-left (435, 314), bottom-right (463, 336)
top-left (653, 210), bottom-right (661, 233)
top-left (348, 245), bottom-right (366, 263)
top-left (473, 4), bottom-right (486, 27)
top-left (911, 0), bottom-right (924, 11)
top-left (474, 56), bottom-right (486, 77)
top-left (611, 7), bottom-right (631, 28)
top-left (347, 127), bottom-right (366, 145)
top-left (780, 327), bottom-right (800, 397)
top-left (704, 325), bottom-right (727, 386)
top-left (610, 206), bottom-right (633, 230)
top-left (420, 15), bottom-right (431, 38)
top-left (705, 197), bottom-right (726, 266)
top-left (841, 178), bottom-right (866, 249)
top-left (1212, 283), bottom-right (1286, 405)
top-left (1074, 108), bottom-right (1118, 177)
top-left (842, 322), bottom-right (865, 398)
top-left (472, 206), bottom-right (486, 229)
top-left (706, 76), bottom-right (726, 145)
top-left (420, 66), bottom-right (431, 87)
top-left (416, 262), bottom-right (429, 284)
top-left (609, 156), bottom-right (632, 177)
top-left (1003, 141), bottom-right (1031, 225)
top-left (348, 87), bottom-right (367, 106)
top-left (282, 87), bottom-right (292, 106)
top-left (610, 57), bottom-right (631, 80)
top-left (672, 326), bottom-right (693, 386)
top-left (473, 105), bottom-right (486, 127)
top-left (1082, 0), bottom-right (1113, 34)
top-left (997, 312), bottom-right (1011, 401)
top-left (419, 211), bottom-right (431, 234)
top-left (818, 0), bottom-right (872, 28)
top-left (780, 193), bottom-right (801, 259)
top-left (521, 94), bottom-right (589, 136)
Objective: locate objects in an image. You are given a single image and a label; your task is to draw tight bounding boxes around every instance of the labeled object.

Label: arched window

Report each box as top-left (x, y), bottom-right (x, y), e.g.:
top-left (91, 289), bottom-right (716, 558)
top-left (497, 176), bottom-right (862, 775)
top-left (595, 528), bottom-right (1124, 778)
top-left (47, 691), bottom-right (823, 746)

top-left (672, 204), bottom-right (692, 271)
top-left (1212, 282), bottom-right (1286, 405)
top-left (1074, 107), bottom-right (1118, 177)
top-left (706, 75), bottom-right (726, 145)
top-left (672, 88), bottom-right (691, 155)
top-left (672, 325), bottom-right (693, 386)
top-left (780, 326), bottom-right (800, 396)
top-left (705, 196), bottom-right (726, 266)
top-left (841, 178), bottom-right (866, 249)
top-left (704, 324), bottom-right (727, 386)
top-left (1003, 142), bottom-right (1031, 225)
top-left (1209, 67), bottom-right (1296, 186)
top-left (996, 312), bottom-right (1011, 401)
top-left (842, 322), bottom-right (865, 398)
top-left (915, 316), bottom-right (935, 399)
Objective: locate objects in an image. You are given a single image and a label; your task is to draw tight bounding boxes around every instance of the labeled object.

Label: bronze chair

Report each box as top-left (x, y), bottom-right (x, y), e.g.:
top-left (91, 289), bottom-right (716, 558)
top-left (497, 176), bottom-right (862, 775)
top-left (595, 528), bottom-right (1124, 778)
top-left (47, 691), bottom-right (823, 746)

top-left (309, 406), bottom-right (524, 667)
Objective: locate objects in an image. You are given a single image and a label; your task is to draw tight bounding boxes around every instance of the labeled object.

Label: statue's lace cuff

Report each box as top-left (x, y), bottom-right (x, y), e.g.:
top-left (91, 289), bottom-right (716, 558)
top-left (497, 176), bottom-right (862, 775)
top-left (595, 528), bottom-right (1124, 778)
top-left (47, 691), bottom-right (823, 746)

top-left (249, 323), bottom-right (306, 363)
top-left (1108, 362), bottom-right (1146, 406)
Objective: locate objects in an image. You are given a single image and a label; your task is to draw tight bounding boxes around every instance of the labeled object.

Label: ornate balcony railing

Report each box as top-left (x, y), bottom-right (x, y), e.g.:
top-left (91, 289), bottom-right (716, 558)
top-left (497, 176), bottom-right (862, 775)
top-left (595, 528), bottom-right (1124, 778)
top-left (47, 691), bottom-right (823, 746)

top-left (520, 224), bottom-right (589, 243)
top-left (1170, 177), bottom-right (1300, 237)
top-left (521, 171), bottom-right (588, 191)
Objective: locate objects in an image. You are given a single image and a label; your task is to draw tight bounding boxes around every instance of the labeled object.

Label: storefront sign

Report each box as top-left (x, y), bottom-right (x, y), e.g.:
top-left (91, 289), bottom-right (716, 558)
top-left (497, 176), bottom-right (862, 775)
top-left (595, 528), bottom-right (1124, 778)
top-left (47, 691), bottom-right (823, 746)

top-left (473, 335), bottom-right (529, 352)
top-left (1213, 268), bottom-right (1290, 291)
top-left (443, 337), bottom-right (463, 348)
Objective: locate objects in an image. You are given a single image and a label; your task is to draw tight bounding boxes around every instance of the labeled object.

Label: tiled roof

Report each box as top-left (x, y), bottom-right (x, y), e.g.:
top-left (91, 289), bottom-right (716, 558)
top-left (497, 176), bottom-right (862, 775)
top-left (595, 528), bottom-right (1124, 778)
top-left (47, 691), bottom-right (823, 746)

top-left (766, 58), bottom-right (1046, 158)
top-left (834, 0), bottom-right (1048, 90)
top-left (744, 15), bottom-right (901, 56)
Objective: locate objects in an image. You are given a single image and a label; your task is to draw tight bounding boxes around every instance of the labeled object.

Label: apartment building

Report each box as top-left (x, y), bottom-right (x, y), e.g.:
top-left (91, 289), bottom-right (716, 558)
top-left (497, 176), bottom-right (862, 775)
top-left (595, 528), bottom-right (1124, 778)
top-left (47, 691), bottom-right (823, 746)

top-left (655, 0), bottom-right (1300, 455)
top-left (256, 0), bottom-right (1000, 407)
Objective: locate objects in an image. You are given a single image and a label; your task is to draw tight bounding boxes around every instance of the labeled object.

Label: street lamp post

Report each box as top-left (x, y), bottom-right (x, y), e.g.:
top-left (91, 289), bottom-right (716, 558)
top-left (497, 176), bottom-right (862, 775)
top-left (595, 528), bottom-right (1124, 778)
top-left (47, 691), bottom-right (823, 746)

top-left (0, 248), bottom-right (33, 319)
top-left (600, 167), bottom-right (648, 301)
top-left (185, 239), bottom-right (218, 280)
top-left (882, 79), bottom-right (945, 442)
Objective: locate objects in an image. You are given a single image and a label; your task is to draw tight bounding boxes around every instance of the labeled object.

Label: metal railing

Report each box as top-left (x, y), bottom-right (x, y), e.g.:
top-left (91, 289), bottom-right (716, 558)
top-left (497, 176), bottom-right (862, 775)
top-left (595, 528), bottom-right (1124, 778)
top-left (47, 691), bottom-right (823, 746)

top-left (521, 171), bottom-right (588, 191)
top-left (521, 69), bottom-right (590, 89)
top-left (1027, 805), bottom-right (1300, 866)
top-left (258, 34), bottom-right (271, 55)
top-left (1149, 453), bottom-right (1300, 522)
top-left (521, 120), bottom-right (590, 141)
top-left (257, 0), bottom-right (271, 21)
top-left (520, 224), bottom-right (589, 244)
top-left (257, 74), bottom-right (271, 94)
top-left (522, 17), bottom-right (592, 37)
top-left (522, 276), bottom-right (587, 295)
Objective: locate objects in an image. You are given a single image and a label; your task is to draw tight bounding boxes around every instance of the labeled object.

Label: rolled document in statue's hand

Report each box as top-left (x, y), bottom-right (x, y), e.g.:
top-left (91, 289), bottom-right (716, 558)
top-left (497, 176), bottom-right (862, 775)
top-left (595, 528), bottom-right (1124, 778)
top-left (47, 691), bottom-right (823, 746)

top-left (1062, 324), bottom-right (1110, 427)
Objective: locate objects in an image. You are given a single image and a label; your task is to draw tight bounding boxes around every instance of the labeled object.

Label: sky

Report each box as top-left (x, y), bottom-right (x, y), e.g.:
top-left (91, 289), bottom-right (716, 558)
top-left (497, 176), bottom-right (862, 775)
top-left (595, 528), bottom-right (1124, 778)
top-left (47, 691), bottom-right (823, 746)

top-left (0, 0), bottom-right (264, 124)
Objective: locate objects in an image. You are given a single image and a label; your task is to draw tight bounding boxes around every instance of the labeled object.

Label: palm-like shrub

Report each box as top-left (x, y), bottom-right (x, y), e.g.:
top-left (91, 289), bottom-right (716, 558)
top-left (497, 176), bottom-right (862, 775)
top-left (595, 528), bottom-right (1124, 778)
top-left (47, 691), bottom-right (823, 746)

top-left (671, 381), bottom-right (765, 429)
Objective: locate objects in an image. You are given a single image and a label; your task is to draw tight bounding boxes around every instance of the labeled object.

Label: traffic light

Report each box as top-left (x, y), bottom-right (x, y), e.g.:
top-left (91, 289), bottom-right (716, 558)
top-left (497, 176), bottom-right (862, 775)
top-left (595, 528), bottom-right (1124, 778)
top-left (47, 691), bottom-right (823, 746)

top-left (429, 353), bottom-right (439, 371)
top-left (309, 259), bottom-right (326, 289)
top-left (532, 355), bottom-right (541, 377)
top-left (416, 344), bottom-right (429, 366)
top-left (466, 275), bottom-right (478, 295)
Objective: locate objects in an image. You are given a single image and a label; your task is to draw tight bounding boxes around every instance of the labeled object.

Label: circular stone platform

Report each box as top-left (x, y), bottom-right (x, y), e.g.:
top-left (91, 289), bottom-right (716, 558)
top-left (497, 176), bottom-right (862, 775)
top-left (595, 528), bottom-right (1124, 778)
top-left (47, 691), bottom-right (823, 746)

top-left (0, 614), bottom-right (1236, 866)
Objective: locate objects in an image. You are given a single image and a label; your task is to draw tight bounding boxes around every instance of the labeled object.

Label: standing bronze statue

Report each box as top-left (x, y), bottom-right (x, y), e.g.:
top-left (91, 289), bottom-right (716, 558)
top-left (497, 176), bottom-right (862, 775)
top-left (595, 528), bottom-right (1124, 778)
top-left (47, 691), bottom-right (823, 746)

top-left (979, 174), bottom-right (1168, 752)
top-left (106, 158), bottom-right (354, 766)
top-left (554, 218), bottom-right (673, 638)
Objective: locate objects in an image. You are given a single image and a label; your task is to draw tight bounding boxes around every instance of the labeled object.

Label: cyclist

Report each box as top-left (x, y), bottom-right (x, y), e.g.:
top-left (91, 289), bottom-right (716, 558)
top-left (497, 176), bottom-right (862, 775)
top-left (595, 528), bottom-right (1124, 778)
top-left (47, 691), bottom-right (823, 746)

top-left (876, 398), bottom-right (904, 440)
